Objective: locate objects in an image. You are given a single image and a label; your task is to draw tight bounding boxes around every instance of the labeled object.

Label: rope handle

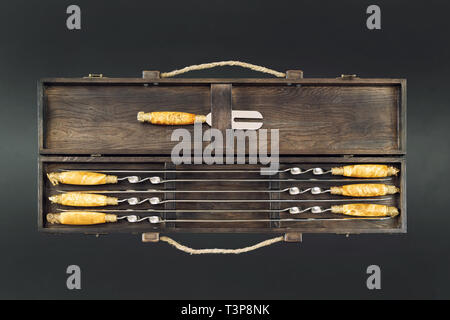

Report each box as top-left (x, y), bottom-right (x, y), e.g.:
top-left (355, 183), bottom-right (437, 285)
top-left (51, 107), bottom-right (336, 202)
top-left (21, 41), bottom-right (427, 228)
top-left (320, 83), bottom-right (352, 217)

top-left (158, 235), bottom-right (285, 255)
top-left (160, 61), bottom-right (286, 78)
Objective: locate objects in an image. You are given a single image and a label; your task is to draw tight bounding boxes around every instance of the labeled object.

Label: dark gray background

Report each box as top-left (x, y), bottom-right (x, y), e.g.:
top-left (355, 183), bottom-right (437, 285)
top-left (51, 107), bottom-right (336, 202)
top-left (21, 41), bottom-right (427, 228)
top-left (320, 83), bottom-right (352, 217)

top-left (0, 0), bottom-right (448, 299)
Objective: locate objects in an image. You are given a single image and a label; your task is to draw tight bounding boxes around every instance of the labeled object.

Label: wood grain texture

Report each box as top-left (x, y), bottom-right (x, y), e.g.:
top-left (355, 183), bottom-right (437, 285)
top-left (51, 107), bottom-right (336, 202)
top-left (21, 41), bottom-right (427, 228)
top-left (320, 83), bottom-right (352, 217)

top-left (211, 84), bottom-right (232, 133)
top-left (41, 78), bottom-right (405, 84)
top-left (232, 85), bottom-right (400, 154)
top-left (43, 85), bottom-right (210, 154)
top-left (39, 156), bottom-right (405, 234)
top-left (38, 76), bottom-right (406, 236)
top-left (210, 84), bottom-right (232, 154)
top-left (40, 79), bottom-right (405, 155)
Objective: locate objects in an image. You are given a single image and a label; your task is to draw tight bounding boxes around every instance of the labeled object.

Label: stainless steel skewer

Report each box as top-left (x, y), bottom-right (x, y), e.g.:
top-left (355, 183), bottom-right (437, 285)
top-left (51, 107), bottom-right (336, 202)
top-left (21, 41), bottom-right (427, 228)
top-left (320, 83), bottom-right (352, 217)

top-left (55, 186), bottom-right (382, 195)
top-left (116, 215), bottom-right (394, 223)
top-left (57, 188), bottom-right (296, 194)
top-left (115, 196), bottom-right (389, 205)
top-left (57, 203), bottom-right (388, 214)
top-left (115, 176), bottom-right (392, 184)
top-left (58, 207), bottom-right (311, 214)
top-left (58, 167), bottom-right (332, 175)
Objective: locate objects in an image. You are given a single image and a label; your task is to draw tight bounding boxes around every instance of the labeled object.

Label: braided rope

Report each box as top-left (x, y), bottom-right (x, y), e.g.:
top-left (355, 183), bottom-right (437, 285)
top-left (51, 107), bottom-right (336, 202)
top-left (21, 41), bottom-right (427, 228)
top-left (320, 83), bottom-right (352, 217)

top-left (159, 235), bottom-right (285, 255)
top-left (160, 61), bottom-right (286, 78)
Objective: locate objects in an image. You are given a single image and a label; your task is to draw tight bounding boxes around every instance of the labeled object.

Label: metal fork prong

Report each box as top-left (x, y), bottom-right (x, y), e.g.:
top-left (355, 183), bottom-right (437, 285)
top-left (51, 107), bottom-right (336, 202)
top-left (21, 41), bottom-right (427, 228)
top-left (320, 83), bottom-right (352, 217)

top-left (232, 121), bottom-right (263, 130)
top-left (232, 110), bottom-right (263, 119)
top-left (231, 110), bottom-right (263, 130)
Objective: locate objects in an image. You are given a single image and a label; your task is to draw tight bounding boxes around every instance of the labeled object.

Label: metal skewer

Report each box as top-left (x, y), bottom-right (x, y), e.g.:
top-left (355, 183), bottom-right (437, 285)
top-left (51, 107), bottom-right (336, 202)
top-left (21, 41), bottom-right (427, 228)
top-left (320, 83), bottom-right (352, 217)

top-left (114, 176), bottom-right (392, 184)
top-left (55, 186), bottom-right (380, 195)
top-left (57, 203), bottom-right (388, 214)
top-left (58, 207), bottom-right (311, 214)
top-left (49, 202), bottom-right (398, 225)
top-left (57, 188), bottom-right (296, 194)
top-left (116, 215), bottom-right (394, 224)
top-left (58, 167), bottom-right (332, 175)
top-left (115, 196), bottom-right (389, 206)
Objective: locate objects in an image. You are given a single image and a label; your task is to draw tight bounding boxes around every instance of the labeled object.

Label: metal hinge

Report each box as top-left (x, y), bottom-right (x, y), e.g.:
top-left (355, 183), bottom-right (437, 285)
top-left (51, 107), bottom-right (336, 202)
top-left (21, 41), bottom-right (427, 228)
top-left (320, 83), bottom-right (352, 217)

top-left (84, 73), bottom-right (104, 78)
top-left (142, 232), bottom-right (160, 243)
top-left (339, 74), bottom-right (358, 80)
top-left (284, 232), bottom-right (302, 242)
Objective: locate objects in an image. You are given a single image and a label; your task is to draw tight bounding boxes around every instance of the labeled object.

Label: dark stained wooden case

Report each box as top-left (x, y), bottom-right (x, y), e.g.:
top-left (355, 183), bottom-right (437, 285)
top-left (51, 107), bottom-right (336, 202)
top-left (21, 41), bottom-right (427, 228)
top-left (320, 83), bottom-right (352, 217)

top-left (38, 71), bottom-right (407, 238)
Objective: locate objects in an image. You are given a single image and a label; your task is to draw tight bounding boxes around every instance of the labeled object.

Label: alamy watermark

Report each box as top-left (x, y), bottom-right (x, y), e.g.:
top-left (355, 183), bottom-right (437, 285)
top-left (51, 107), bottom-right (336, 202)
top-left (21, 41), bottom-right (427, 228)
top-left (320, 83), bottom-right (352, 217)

top-left (66, 5), bottom-right (81, 30)
top-left (170, 123), bottom-right (279, 175)
top-left (366, 5), bottom-right (381, 30)
top-left (366, 265), bottom-right (381, 290)
top-left (66, 265), bottom-right (81, 290)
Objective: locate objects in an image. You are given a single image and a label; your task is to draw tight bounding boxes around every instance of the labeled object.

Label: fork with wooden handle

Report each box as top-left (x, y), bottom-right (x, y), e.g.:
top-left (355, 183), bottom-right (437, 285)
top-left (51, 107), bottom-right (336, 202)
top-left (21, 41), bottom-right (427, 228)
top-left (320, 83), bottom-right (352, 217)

top-left (137, 110), bottom-right (263, 130)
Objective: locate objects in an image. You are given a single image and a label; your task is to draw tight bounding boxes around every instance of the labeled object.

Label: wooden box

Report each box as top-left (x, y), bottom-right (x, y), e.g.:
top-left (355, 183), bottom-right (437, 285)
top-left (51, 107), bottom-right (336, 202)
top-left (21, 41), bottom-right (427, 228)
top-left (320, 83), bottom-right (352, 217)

top-left (38, 70), bottom-right (406, 240)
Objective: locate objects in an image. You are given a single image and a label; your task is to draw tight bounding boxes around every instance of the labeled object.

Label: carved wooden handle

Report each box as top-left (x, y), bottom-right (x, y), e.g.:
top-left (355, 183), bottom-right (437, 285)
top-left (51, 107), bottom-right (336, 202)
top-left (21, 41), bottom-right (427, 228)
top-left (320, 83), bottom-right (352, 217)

top-left (137, 111), bottom-right (206, 125)
top-left (49, 192), bottom-right (118, 206)
top-left (47, 171), bottom-right (117, 186)
top-left (330, 184), bottom-right (399, 197)
top-left (331, 204), bottom-right (399, 217)
top-left (46, 212), bottom-right (117, 225)
top-left (331, 165), bottom-right (399, 178)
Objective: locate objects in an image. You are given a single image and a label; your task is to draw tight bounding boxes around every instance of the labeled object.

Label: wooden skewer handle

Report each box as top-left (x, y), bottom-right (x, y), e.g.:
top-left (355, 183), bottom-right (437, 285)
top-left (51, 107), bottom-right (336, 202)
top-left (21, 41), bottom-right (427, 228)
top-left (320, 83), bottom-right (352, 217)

top-left (331, 165), bottom-right (399, 178)
top-left (137, 111), bottom-right (206, 125)
top-left (49, 192), bottom-right (118, 206)
top-left (46, 212), bottom-right (117, 225)
top-left (330, 184), bottom-right (399, 197)
top-left (331, 204), bottom-right (399, 217)
top-left (47, 171), bottom-right (117, 186)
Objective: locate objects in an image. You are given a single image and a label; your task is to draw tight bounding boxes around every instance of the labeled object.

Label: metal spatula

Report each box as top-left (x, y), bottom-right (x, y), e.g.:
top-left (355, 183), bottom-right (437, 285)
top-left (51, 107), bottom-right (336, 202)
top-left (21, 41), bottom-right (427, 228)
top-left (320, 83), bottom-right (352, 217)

top-left (137, 110), bottom-right (263, 130)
